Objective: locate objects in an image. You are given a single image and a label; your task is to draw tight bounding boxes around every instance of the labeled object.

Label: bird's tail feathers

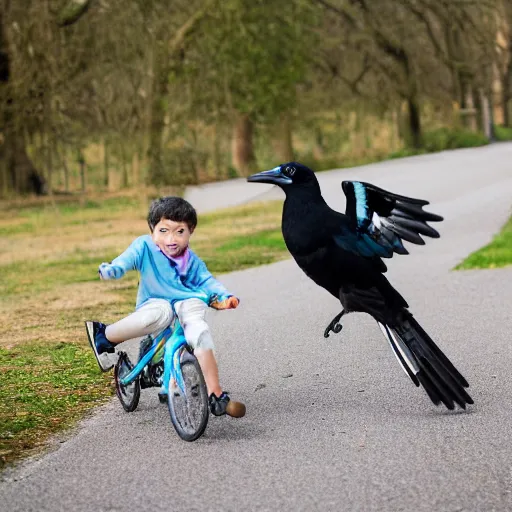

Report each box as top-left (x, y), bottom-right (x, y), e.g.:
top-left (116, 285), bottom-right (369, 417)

top-left (378, 314), bottom-right (473, 410)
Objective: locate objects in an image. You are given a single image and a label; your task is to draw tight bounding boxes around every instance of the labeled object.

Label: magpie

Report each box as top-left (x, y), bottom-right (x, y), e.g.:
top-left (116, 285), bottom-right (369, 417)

top-left (247, 162), bottom-right (473, 410)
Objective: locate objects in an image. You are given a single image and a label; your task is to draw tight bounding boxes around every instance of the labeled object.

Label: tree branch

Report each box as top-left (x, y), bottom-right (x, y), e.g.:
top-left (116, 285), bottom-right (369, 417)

top-left (339, 54), bottom-right (371, 96)
top-left (402, 0), bottom-right (453, 68)
top-left (168, 0), bottom-right (218, 55)
top-left (313, 0), bottom-right (359, 27)
top-left (319, 51), bottom-right (373, 98)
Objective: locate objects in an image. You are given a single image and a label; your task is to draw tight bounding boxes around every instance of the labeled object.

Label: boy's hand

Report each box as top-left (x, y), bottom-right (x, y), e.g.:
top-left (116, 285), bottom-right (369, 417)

top-left (210, 296), bottom-right (239, 310)
top-left (98, 262), bottom-right (116, 280)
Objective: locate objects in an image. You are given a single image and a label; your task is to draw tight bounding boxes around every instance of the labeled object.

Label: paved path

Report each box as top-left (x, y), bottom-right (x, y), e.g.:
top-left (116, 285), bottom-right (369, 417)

top-left (2, 144), bottom-right (512, 512)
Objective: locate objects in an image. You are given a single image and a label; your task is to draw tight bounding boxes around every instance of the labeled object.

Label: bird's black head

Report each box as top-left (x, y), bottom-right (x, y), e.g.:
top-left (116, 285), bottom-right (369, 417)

top-left (247, 162), bottom-right (318, 189)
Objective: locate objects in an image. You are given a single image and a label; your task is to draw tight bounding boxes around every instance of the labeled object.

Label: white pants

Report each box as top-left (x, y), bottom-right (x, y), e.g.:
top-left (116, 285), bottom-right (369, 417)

top-left (105, 298), bottom-right (214, 350)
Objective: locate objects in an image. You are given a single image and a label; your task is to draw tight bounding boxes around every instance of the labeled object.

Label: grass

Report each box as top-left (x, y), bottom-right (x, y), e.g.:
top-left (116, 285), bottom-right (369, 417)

top-left (494, 125), bottom-right (512, 142)
top-left (455, 214), bottom-right (512, 270)
top-left (0, 195), bottom-right (287, 468)
top-left (0, 343), bottom-right (112, 462)
top-left (389, 127), bottom-right (489, 159)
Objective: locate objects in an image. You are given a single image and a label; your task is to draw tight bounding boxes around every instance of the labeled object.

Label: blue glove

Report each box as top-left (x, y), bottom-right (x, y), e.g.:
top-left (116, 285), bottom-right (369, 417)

top-left (98, 262), bottom-right (117, 280)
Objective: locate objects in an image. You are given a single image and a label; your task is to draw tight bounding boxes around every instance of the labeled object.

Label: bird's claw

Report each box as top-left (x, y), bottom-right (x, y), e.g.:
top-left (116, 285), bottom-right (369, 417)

top-left (323, 311), bottom-right (345, 338)
top-left (324, 322), bottom-right (343, 338)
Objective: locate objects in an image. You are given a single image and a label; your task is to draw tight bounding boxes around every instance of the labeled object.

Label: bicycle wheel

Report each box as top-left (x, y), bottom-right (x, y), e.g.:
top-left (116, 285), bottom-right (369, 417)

top-left (168, 350), bottom-right (209, 442)
top-left (114, 352), bottom-right (141, 412)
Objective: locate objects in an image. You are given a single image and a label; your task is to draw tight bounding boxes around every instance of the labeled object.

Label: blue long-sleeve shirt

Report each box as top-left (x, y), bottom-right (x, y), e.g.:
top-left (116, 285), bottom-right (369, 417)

top-left (102, 235), bottom-right (231, 309)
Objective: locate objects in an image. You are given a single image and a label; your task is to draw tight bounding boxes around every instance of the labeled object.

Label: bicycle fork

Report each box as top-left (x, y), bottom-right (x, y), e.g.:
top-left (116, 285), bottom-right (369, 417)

top-left (161, 324), bottom-right (188, 397)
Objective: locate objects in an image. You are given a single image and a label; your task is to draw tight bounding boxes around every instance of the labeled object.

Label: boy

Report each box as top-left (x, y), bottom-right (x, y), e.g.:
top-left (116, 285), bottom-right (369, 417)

top-left (85, 196), bottom-right (245, 418)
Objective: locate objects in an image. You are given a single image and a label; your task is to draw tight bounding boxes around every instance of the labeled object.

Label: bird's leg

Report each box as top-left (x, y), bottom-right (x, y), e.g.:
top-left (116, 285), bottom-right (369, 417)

top-left (324, 310), bottom-right (345, 338)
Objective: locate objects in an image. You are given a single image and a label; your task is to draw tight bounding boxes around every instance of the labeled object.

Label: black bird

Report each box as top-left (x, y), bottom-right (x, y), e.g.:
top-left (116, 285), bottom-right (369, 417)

top-left (247, 162), bottom-right (473, 410)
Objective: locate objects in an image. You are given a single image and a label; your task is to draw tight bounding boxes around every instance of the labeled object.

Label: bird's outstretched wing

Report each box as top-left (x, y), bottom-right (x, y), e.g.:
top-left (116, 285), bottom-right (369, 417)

top-left (337, 181), bottom-right (443, 259)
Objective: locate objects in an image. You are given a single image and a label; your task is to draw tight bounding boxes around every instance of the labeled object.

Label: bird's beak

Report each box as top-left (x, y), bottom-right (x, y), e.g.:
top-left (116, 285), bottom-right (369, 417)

top-left (247, 167), bottom-right (292, 186)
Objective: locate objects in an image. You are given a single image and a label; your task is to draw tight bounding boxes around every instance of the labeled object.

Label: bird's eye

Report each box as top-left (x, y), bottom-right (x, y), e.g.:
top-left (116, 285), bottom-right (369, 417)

top-left (284, 166), bottom-right (296, 176)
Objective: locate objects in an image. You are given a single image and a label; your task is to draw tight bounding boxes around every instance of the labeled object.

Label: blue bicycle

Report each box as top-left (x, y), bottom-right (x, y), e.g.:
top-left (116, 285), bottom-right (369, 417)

top-left (114, 320), bottom-right (209, 442)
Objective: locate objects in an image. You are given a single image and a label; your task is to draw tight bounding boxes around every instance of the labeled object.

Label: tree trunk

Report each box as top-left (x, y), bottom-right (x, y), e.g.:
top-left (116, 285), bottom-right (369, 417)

top-left (463, 86), bottom-right (478, 132)
top-left (372, 30), bottom-right (423, 150)
top-left (45, 133), bottom-right (53, 195)
top-left (231, 112), bottom-right (256, 176)
top-left (146, 3), bottom-right (215, 187)
top-left (78, 150), bottom-right (86, 192)
top-left (503, 52), bottom-right (512, 127)
top-left (504, 94), bottom-right (510, 128)
top-left (61, 148), bottom-right (70, 193)
top-left (147, 40), bottom-right (171, 186)
top-left (213, 119), bottom-right (223, 179)
top-left (103, 138), bottom-right (109, 189)
top-left (273, 112), bottom-right (294, 162)
top-left (313, 124), bottom-right (324, 161)
top-left (480, 89), bottom-right (492, 140)
top-left (131, 150), bottom-right (140, 186)
top-left (407, 97), bottom-right (422, 149)
top-left (0, 150), bottom-right (7, 196)
top-left (446, 27), bottom-right (470, 110)
top-left (10, 140), bottom-right (45, 194)
top-left (0, 8), bottom-right (46, 195)
top-left (402, 53), bottom-right (422, 149)
top-left (120, 143), bottom-right (128, 188)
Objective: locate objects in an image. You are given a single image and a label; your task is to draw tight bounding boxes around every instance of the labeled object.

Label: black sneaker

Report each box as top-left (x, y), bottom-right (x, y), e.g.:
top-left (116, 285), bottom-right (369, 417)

top-left (209, 392), bottom-right (246, 418)
top-left (85, 321), bottom-right (116, 372)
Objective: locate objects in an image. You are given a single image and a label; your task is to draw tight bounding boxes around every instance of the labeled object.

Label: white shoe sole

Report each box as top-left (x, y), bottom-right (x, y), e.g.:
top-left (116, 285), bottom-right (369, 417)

top-left (85, 321), bottom-right (115, 372)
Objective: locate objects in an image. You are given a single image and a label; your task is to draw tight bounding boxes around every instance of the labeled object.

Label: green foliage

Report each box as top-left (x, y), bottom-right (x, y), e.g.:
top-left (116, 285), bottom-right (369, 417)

top-left (422, 128), bottom-right (489, 152)
top-left (296, 154), bottom-right (344, 172)
top-left (388, 148), bottom-right (427, 159)
top-left (226, 167), bottom-right (239, 179)
top-left (388, 128), bottom-right (488, 159)
top-left (296, 151), bottom-right (393, 172)
top-left (494, 125), bottom-right (512, 142)
top-left (456, 214), bottom-right (512, 270)
top-left (189, 0), bottom-right (319, 121)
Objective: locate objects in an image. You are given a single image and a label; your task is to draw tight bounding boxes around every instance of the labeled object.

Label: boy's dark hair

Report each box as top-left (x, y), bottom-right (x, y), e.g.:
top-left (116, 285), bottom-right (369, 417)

top-left (147, 196), bottom-right (198, 232)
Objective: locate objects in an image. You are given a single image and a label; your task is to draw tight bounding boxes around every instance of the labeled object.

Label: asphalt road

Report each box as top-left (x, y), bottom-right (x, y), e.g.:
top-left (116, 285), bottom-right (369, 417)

top-left (2, 145), bottom-right (512, 512)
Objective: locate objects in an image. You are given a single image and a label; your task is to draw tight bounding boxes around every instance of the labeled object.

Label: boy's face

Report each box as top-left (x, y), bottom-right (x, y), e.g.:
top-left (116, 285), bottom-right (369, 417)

top-left (151, 218), bottom-right (193, 258)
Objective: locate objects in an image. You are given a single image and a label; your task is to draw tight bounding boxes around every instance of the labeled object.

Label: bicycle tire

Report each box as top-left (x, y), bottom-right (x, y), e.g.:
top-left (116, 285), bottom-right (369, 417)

top-left (168, 351), bottom-right (209, 442)
top-left (114, 352), bottom-right (141, 412)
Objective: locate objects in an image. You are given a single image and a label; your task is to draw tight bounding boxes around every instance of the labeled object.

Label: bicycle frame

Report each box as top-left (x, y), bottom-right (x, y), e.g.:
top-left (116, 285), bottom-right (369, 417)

top-left (119, 321), bottom-right (189, 395)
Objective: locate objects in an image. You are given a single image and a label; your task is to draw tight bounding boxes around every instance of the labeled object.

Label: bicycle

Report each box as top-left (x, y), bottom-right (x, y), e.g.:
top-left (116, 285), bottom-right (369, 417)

top-left (114, 319), bottom-right (209, 442)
